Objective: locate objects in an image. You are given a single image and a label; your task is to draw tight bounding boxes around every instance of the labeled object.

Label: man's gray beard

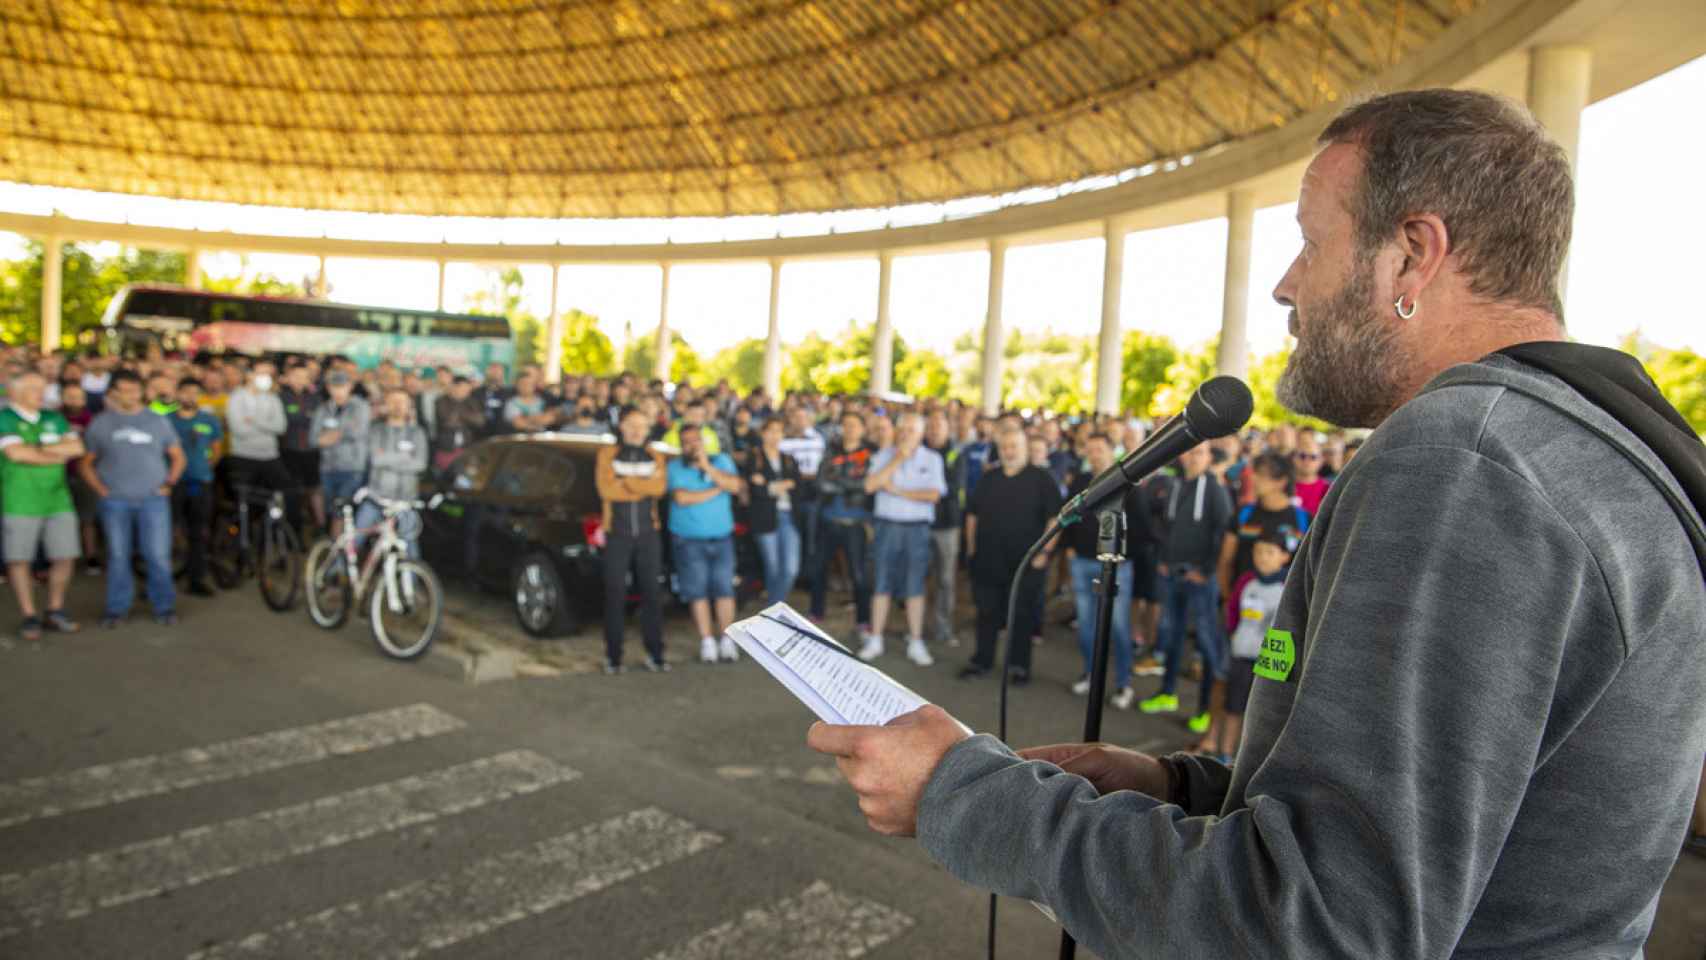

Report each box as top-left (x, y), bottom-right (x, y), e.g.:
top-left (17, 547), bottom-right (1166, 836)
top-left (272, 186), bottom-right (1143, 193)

top-left (1276, 262), bottom-right (1412, 429)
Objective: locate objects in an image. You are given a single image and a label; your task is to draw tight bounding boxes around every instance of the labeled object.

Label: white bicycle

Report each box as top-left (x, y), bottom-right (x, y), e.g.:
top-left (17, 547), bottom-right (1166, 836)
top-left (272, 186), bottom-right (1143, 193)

top-left (303, 488), bottom-right (445, 660)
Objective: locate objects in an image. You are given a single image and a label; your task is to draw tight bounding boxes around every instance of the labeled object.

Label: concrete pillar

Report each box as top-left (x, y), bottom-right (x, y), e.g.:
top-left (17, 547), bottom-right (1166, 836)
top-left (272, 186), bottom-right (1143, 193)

top-left (870, 250), bottom-right (895, 396)
top-left (654, 262), bottom-right (672, 382)
top-left (313, 255), bottom-right (329, 299)
top-left (1527, 45), bottom-right (1592, 306)
top-left (980, 238), bottom-right (1009, 416)
top-left (763, 258), bottom-right (783, 400)
top-left (1094, 220), bottom-right (1126, 414)
top-left (544, 264), bottom-right (564, 385)
top-left (1216, 189), bottom-right (1255, 381)
top-left (185, 247), bottom-right (203, 290)
top-left (40, 235), bottom-right (63, 354)
top-left (435, 259), bottom-right (447, 312)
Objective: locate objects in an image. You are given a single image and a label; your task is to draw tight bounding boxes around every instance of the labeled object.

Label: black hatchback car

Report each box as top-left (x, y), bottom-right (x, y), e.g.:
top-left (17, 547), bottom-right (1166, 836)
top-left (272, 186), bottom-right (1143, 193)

top-left (420, 433), bottom-right (761, 638)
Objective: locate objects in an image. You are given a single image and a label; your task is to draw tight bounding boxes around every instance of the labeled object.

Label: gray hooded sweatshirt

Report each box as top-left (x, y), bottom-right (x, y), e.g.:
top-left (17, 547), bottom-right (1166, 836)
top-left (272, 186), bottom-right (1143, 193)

top-left (918, 354), bottom-right (1706, 959)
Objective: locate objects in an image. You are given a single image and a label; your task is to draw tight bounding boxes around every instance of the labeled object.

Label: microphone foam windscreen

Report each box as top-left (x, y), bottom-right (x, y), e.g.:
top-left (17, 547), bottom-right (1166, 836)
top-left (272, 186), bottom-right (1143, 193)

top-left (1186, 376), bottom-right (1255, 438)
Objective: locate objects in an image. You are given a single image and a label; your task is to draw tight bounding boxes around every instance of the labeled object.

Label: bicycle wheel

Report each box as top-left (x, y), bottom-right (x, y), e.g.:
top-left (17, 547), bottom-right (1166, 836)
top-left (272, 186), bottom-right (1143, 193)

top-left (303, 538), bottom-right (353, 630)
top-left (258, 521), bottom-right (302, 612)
top-left (209, 512), bottom-right (242, 589)
top-left (369, 558), bottom-right (442, 661)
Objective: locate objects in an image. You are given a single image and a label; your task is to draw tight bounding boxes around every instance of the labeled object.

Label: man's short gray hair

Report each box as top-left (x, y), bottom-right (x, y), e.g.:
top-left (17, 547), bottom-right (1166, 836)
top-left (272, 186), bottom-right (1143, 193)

top-left (1318, 89), bottom-right (1574, 319)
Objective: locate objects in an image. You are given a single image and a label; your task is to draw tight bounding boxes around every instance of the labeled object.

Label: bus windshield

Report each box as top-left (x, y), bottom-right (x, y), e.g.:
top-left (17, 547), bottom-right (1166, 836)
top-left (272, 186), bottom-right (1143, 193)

top-left (101, 285), bottom-right (515, 374)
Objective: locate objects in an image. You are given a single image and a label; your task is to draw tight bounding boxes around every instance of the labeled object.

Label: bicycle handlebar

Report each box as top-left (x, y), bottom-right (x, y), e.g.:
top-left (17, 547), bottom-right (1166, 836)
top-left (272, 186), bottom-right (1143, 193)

top-left (351, 487), bottom-right (444, 514)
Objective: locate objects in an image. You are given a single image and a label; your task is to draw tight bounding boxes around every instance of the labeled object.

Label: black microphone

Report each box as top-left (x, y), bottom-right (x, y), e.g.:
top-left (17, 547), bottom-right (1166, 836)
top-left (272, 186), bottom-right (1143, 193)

top-left (1058, 375), bottom-right (1253, 525)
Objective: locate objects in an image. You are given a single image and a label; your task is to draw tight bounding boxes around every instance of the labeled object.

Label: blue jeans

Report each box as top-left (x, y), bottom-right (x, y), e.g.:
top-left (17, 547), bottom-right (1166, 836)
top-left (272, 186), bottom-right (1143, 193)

top-left (354, 501), bottom-right (419, 559)
top-left (1156, 570), bottom-right (1225, 711)
top-left (755, 511), bottom-right (801, 605)
top-left (673, 535), bottom-right (735, 602)
top-left (99, 495), bottom-right (175, 618)
top-left (872, 520), bottom-right (931, 598)
top-left (1070, 556), bottom-right (1134, 690)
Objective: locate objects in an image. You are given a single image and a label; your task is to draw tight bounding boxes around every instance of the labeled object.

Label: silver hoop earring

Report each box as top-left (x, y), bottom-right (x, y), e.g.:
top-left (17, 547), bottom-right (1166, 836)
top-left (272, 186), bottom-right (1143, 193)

top-left (1394, 295), bottom-right (1418, 320)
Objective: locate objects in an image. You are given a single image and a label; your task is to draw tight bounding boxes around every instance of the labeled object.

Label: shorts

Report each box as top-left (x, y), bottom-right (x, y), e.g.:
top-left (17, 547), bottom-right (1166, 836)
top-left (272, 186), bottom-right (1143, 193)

top-left (1128, 544), bottom-right (1160, 602)
top-left (3, 512), bottom-right (81, 565)
top-left (673, 535), bottom-right (735, 602)
top-left (1224, 657), bottom-right (1258, 714)
top-left (282, 448), bottom-right (322, 490)
top-left (321, 469), bottom-right (366, 505)
top-left (872, 520), bottom-right (931, 599)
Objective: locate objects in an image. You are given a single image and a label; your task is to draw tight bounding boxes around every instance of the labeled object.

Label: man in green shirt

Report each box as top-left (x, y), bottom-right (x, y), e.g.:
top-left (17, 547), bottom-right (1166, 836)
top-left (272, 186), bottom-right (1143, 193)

top-left (0, 371), bottom-right (85, 640)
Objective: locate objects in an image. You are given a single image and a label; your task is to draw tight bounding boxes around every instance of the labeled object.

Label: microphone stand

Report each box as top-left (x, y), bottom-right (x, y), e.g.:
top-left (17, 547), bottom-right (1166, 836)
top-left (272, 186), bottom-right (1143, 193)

top-left (1058, 507), bottom-right (1125, 960)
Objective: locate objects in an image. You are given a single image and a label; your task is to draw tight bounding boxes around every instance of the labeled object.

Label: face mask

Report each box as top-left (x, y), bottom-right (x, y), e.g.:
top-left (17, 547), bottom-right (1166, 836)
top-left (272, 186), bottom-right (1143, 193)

top-left (252, 374), bottom-right (274, 391)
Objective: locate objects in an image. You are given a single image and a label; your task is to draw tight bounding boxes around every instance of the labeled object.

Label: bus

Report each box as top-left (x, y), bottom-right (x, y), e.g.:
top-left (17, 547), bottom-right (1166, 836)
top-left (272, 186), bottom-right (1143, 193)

top-left (100, 285), bottom-right (515, 373)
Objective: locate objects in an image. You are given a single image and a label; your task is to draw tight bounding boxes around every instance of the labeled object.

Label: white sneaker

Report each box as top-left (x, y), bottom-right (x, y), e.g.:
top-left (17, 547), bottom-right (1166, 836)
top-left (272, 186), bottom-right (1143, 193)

top-left (1071, 676), bottom-right (1091, 696)
top-left (1110, 687), bottom-right (1137, 710)
top-left (857, 635), bottom-right (883, 662)
top-left (905, 639), bottom-right (934, 667)
top-left (719, 636), bottom-right (740, 663)
top-left (699, 637), bottom-right (719, 664)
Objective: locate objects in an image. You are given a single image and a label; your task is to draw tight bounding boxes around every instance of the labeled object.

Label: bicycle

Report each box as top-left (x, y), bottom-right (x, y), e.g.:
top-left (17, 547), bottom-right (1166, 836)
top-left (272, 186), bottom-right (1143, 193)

top-left (303, 488), bottom-right (445, 661)
top-left (209, 483), bottom-right (302, 611)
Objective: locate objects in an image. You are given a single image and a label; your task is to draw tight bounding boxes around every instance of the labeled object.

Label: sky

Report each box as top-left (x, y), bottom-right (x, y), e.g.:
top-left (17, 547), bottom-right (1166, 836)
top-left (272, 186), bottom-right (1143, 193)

top-left (3, 53), bottom-right (1704, 360)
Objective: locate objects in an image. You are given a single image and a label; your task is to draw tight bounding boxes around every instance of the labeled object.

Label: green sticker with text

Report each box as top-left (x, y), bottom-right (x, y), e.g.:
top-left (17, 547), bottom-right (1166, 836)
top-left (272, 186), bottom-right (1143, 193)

top-left (1254, 628), bottom-right (1295, 682)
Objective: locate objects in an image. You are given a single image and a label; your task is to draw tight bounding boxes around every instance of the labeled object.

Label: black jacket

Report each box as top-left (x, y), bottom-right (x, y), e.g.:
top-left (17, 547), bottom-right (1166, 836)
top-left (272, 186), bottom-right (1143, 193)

top-left (745, 447), bottom-right (803, 535)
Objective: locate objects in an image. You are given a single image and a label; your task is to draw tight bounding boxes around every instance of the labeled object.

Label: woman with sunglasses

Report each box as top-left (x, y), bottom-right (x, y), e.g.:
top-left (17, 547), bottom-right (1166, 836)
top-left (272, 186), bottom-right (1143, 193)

top-left (1290, 433), bottom-right (1332, 518)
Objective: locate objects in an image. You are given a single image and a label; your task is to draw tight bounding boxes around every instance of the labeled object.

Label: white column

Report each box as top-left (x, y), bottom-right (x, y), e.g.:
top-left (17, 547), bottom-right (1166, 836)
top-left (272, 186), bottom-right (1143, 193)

top-left (1527, 45), bottom-right (1592, 306)
top-left (435, 259), bottom-right (448, 311)
top-left (654, 262), bottom-right (672, 382)
top-left (314, 255), bottom-right (329, 299)
top-left (543, 264), bottom-right (564, 385)
top-left (185, 247), bottom-right (203, 290)
top-left (1094, 220), bottom-right (1126, 414)
top-left (980, 238), bottom-right (1009, 416)
top-left (1216, 188), bottom-right (1255, 381)
top-left (40, 235), bottom-right (63, 354)
top-left (763, 258), bottom-right (783, 400)
top-left (870, 250), bottom-right (895, 396)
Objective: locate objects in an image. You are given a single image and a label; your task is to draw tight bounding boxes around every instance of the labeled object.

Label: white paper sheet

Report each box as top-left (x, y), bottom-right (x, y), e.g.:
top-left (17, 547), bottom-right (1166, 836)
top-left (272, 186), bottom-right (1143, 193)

top-left (726, 603), bottom-right (929, 726)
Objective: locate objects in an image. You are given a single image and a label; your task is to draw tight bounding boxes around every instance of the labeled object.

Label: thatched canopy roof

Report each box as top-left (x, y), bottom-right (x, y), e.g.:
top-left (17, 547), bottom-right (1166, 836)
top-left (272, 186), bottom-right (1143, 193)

top-left (0, 0), bottom-right (1482, 219)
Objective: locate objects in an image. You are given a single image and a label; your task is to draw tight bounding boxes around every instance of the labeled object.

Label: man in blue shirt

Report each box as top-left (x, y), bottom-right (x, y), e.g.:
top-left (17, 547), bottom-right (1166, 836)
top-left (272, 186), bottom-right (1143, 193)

top-left (169, 378), bottom-right (223, 596)
top-left (861, 412), bottom-right (947, 666)
top-left (666, 426), bottom-right (745, 665)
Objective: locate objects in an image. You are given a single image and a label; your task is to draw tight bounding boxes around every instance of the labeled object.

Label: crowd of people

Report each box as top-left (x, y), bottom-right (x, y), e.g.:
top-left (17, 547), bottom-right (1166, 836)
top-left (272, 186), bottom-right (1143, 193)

top-left (0, 343), bottom-right (1361, 755)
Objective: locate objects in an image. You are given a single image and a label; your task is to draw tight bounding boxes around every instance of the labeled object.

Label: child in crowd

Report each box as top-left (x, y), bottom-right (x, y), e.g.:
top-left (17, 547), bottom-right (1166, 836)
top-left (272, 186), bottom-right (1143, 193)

top-left (1198, 529), bottom-right (1293, 764)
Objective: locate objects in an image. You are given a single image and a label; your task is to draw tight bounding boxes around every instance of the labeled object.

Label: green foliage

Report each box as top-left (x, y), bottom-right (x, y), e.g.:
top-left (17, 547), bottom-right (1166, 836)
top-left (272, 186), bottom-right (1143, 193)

top-left (1149, 336), bottom-right (1218, 417)
top-left (558, 309), bottom-right (616, 377)
top-left (202, 272), bottom-right (306, 298)
top-left (0, 242), bottom-right (186, 349)
top-left (705, 338), bottom-right (768, 393)
top-left (1624, 335), bottom-right (1706, 435)
top-left (895, 348), bottom-right (951, 398)
top-left (781, 324), bottom-right (907, 396)
top-left (1001, 330), bottom-right (1094, 413)
top-left (1119, 331), bottom-right (1179, 417)
top-left (623, 331), bottom-right (702, 384)
top-left (458, 267), bottom-right (544, 370)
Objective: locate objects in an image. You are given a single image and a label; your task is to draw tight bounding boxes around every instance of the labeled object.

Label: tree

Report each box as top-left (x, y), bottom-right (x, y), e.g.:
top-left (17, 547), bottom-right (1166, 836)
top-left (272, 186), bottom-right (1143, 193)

top-left (1149, 336), bottom-right (1218, 417)
top-left (895, 348), bottom-right (950, 399)
top-left (203, 273), bottom-right (306, 298)
top-left (705, 338), bottom-right (768, 393)
top-left (1624, 335), bottom-right (1706, 435)
top-left (1118, 331), bottom-right (1179, 417)
top-left (778, 324), bottom-right (908, 396)
top-left (0, 242), bottom-right (186, 349)
top-left (623, 331), bottom-right (702, 384)
top-left (558, 309), bottom-right (616, 377)
top-left (460, 267), bottom-right (544, 370)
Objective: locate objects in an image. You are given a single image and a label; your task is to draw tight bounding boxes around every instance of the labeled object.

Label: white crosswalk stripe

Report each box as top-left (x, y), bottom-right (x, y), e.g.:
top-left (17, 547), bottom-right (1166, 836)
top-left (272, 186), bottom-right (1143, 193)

top-left (190, 807), bottom-right (723, 959)
top-left (0, 703), bottom-right (465, 828)
top-left (0, 750), bottom-right (577, 937)
top-left (646, 881), bottom-right (913, 960)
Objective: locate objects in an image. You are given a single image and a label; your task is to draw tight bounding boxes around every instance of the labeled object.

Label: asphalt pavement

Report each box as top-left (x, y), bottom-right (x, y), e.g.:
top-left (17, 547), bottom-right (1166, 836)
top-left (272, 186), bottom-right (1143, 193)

top-left (1, 574), bottom-right (1701, 960)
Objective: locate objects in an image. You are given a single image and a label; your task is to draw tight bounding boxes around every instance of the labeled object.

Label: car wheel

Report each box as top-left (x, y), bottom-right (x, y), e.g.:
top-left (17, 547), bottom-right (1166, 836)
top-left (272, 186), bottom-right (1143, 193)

top-left (511, 551), bottom-right (573, 638)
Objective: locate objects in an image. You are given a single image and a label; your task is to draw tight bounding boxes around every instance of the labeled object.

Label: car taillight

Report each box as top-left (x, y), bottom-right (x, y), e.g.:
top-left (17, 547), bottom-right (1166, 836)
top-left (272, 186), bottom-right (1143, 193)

top-left (581, 515), bottom-right (607, 549)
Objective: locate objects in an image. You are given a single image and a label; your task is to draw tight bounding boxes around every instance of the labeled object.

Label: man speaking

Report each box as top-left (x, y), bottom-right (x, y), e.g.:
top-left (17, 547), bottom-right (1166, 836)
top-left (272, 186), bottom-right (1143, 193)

top-left (808, 89), bottom-right (1706, 958)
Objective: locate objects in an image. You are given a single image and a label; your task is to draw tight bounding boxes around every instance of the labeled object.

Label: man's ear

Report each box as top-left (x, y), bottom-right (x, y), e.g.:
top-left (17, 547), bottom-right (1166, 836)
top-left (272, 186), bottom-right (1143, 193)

top-left (1393, 213), bottom-right (1450, 305)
